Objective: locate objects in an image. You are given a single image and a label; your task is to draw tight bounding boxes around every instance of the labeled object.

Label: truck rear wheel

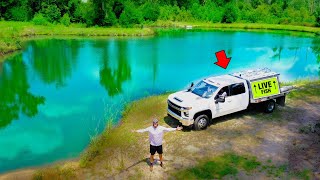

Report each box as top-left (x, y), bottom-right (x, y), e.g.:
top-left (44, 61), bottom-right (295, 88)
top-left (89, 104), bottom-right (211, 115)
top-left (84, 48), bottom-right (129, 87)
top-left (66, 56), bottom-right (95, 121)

top-left (264, 100), bottom-right (276, 113)
top-left (194, 114), bottom-right (209, 131)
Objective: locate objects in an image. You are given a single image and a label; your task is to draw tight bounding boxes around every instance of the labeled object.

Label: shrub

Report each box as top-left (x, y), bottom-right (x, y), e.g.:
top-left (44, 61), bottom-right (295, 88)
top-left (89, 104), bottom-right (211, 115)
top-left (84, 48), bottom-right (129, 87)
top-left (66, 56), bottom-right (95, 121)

top-left (159, 5), bottom-right (180, 21)
top-left (175, 7), bottom-right (194, 22)
top-left (32, 13), bottom-right (49, 25)
top-left (60, 13), bottom-right (71, 26)
top-left (221, 3), bottom-right (238, 23)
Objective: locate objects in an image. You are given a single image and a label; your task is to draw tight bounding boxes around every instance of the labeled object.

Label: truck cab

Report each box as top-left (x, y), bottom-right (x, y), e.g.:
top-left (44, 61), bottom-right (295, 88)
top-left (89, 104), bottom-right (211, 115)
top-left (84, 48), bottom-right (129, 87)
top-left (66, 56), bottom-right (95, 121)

top-left (168, 75), bottom-right (250, 130)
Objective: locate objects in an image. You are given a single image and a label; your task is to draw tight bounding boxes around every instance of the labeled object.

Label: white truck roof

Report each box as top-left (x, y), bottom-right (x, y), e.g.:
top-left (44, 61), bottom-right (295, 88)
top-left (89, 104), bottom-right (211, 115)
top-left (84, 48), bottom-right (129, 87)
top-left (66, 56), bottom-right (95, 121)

top-left (231, 68), bottom-right (279, 81)
top-left (204, 75), bottom-right (244, 87)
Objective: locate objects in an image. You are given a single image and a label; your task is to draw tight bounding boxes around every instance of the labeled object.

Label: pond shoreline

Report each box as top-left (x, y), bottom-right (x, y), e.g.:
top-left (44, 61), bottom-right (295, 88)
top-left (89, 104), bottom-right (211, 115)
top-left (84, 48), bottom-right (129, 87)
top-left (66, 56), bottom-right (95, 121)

top-left (1, 21), bottom-right (320, 61)
top-left (1, 80), bottom-right (319, 179)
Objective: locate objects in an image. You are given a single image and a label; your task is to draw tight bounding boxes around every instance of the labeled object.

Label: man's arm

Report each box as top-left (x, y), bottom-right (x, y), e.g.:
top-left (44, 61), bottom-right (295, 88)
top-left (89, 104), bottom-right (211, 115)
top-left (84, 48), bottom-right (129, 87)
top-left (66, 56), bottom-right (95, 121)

top-left (162, 125), bottom-right (183, 132)
top-left (133, 127), bottom-right (150, 133)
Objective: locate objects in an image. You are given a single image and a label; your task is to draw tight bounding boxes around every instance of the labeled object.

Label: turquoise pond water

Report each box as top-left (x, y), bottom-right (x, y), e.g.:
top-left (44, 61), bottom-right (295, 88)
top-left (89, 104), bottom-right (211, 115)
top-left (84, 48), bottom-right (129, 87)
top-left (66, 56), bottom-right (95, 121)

top-left (0, 31), bottom-right (319, 173)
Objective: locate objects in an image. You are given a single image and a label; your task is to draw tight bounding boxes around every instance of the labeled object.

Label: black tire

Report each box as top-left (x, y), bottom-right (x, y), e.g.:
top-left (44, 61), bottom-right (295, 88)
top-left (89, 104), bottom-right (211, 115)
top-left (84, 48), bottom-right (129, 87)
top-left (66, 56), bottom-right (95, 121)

top-left (194, 114), bottom-right (209, 131)
top-left (264, 100), bottom-right (276, 113)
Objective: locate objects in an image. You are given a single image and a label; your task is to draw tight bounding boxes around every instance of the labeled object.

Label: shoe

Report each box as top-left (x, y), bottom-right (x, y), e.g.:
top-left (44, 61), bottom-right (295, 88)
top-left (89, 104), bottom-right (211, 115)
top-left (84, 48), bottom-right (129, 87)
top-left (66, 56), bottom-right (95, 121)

top-left (150, 164), bottom-right (153, 172)
top-left (160, 162), bottom-right (163, 168)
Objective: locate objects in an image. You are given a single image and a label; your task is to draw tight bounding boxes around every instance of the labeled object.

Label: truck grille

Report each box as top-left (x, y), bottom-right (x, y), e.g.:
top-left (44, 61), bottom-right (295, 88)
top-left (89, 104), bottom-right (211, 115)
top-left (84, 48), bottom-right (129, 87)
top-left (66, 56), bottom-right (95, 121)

top-left (168, 100), bottom-right (181, 116)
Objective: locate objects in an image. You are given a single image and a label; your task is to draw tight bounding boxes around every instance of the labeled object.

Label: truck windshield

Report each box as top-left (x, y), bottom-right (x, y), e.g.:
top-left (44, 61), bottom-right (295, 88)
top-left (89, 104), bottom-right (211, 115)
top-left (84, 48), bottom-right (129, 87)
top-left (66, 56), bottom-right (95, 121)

top-left (191, 81), bottom-right (218, 98)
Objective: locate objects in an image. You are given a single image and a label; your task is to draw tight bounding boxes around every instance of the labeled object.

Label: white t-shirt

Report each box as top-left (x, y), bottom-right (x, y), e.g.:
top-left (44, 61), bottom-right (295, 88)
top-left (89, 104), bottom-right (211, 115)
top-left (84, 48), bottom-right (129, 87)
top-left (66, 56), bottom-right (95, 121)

top-left (137, 125), bottom-right (176, 146)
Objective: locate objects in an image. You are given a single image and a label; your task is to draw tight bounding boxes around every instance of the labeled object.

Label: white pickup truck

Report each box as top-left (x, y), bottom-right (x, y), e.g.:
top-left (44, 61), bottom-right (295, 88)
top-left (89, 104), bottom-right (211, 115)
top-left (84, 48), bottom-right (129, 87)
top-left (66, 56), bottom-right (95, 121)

top-left (167, 68), bottom-right (294, 130)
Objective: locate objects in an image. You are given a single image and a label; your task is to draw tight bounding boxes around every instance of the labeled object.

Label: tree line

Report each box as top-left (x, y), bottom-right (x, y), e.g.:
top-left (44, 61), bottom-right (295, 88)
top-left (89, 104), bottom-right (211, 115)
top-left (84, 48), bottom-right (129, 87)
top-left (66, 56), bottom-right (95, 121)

top-left (1, 0), bottom-right (320, 27)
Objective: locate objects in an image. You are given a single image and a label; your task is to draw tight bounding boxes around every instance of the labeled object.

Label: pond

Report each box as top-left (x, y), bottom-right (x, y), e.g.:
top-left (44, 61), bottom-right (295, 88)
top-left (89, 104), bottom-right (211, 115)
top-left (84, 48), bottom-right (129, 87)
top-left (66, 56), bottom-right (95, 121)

top-left (0, 31), bottom-right (319, 173)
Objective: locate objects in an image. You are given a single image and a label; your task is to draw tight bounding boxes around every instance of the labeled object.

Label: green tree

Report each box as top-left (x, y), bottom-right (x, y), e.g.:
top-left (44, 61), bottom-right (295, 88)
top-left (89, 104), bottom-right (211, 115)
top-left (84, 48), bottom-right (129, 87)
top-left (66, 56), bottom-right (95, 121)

top-left (119, 1), bottom-right (143, 27)
top-left (238, 2), bottom-right (256, 22)
top-left (251, 0), bottom-right (263, 8)
top-left (315, 7), bottom-right (320, 27)
top-left (289, 0), bottom-right (306, 10)
top-left (91, 0), bottom-right (106, 26)
top-left (41, 4), bottom-right (61, 22)
top-left (74, 1), bottom-right (96, 26)
top-left (113, 0), bottom-right (125, 19)
top-left (254, 4), bottom-right (274, 23)
top-left (177, 0), bottom-right (199, 9)
top-left (0, 0), bottom-right (32, 21)
top-left (270, 3), bottom-right (282, 18)
top-left (9, 6), bottom-right (30, 21)
top-left (221, 3), bottom-right (238, 23)
top-left (141, 2), bottom-right (160, 22)
top-left (67, 0), bottom-right (81, 22)
top-left (105, 7), bottom-right (117, 26)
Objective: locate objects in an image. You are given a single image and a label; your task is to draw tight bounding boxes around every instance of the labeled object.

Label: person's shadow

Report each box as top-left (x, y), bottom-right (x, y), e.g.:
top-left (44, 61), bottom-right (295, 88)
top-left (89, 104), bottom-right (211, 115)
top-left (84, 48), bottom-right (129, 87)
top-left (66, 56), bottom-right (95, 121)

top-left (113, 157), bottom-right (173, 176)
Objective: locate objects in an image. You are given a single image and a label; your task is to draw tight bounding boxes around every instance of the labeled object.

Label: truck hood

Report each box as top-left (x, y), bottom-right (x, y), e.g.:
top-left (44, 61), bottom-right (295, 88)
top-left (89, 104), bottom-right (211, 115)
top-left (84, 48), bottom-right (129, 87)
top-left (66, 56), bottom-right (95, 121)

top-left (168, 90), bottom-right (205, 107)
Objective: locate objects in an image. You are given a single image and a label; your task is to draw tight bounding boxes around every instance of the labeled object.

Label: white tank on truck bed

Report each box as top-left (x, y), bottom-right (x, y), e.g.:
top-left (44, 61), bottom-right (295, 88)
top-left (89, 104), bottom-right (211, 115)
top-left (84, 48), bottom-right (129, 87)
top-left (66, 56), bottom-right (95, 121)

top-left (230, 68), bottom-right (291, 103)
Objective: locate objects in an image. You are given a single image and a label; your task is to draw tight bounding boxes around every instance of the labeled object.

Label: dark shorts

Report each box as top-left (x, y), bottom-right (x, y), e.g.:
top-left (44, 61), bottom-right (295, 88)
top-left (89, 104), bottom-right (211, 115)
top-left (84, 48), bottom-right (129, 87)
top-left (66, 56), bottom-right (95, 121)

top-left (150, 145), bottom-right (163, 155)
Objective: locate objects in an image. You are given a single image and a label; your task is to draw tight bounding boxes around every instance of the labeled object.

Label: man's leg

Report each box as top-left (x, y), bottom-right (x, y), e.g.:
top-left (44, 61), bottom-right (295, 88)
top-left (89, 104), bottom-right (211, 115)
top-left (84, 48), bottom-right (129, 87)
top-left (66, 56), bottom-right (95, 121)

top-left (150, 154), bottom-right (154, 171)
top-left (150, 154), bottom-right (154, 164)
top-left (150, 145), bottom-right (156, 171)
top-left (158, 145), bottom-right (164, 167)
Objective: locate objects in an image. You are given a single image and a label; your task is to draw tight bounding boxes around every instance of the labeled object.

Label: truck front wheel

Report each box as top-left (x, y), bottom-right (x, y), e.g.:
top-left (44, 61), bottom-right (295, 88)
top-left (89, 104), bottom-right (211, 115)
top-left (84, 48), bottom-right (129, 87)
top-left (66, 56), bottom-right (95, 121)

top-left (194, 115), bottom-right (209, 130)
top-left (264, 100), bottom-right (276, 113)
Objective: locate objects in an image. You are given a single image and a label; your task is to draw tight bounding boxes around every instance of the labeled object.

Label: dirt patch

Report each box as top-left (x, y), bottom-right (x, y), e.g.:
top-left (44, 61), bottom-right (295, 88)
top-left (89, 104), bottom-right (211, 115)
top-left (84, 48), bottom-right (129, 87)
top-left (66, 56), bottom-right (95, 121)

top-left (286, 101), bottom-right (320, 178)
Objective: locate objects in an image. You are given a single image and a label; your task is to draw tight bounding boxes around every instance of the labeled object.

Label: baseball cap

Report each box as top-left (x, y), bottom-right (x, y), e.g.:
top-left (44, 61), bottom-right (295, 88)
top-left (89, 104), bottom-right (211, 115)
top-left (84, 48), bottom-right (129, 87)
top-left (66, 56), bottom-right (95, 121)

top-left (153, 118), bottom-right (159, 124)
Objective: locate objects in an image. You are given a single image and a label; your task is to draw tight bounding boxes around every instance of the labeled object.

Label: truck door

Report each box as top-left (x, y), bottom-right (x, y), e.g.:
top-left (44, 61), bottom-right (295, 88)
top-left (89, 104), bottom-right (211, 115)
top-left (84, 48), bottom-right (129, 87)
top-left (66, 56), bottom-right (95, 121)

top-left (214, 86), bottom-right (234, 117)
top-left (229, 83), bottom-right (248, 112)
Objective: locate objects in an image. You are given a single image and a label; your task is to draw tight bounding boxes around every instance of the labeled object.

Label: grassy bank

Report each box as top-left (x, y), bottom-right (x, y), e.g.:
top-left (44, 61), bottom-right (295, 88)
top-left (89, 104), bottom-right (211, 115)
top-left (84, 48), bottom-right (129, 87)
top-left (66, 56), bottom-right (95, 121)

top-left (0, 21), bottom-right (154, 57)
top-left (152, 21), bottom-right (320, 34)
top-left (1, 21), bottom-right (320, 59)
top-left (283, 79), bottom-right (320, 103)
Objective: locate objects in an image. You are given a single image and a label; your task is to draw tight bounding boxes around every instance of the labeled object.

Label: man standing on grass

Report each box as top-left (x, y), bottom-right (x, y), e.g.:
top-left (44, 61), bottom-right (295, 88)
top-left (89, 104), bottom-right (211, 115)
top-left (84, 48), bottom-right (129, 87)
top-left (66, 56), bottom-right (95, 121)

top-left (133, 118), bottom-right (182, 171)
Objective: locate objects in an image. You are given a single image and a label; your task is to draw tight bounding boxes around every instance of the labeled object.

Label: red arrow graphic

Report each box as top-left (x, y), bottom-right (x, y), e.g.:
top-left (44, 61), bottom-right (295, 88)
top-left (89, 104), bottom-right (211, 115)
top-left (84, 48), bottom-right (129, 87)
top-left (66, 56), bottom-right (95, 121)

top-left (214, 50), bottom-right (231, 69)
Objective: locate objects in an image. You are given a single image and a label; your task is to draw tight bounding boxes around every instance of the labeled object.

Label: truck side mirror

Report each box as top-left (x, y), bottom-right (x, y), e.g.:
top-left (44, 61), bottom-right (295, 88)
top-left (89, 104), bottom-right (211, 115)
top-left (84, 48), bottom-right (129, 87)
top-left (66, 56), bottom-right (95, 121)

top-left (215, 96), bottom-right (225, 104)
top-left (187, 82), bottom-right (194, 92)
